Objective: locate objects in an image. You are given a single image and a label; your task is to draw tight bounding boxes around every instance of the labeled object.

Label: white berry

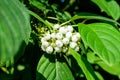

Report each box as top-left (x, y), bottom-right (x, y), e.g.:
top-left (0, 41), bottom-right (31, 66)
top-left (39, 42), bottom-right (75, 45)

top-left (56, 40), bottom-right (63, 47)
top-left (45, 33), bottom-right (51, 40)
top-left (66, 32), bottom-right (72, 39)
top-left (70, 42), bottom-right (77, 49)
top-left (59, 27), bottom-right (67, 34)
top-left (75, 32), bottom-right (81, 39)
top-left (42, 41), bottom-right (49, 47)
top-left (41, 45), bottom-right (46, 51)
top-left (41, 24), bottom-right (80, 54)
top-left (62, 38), bottom-right (69, 45)
top-left (54, 24), bottom-right (60, 29)
top-left (56, 32), bottom-right (63, 39)
top-left (51, 33), bottom-right (56, 38)
top-left (72, 35), bottom-right (78, 42)
top-left (41, 37), bottom-right (46, 43)
top-left (46, 46), bottom-right (53, 53)
top-left (66, 25), bottom-right (73, 32)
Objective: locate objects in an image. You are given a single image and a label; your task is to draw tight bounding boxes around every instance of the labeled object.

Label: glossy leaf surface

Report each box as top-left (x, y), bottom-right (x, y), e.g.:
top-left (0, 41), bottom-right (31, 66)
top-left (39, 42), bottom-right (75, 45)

top-left (0, 0), bottom-right (31, 67)
top-left (78, 23), bottom-right (120, 65)
top-left (92, 0), bottom-right (120, 20)
top-left (36, 54), bottom-right (74, 80)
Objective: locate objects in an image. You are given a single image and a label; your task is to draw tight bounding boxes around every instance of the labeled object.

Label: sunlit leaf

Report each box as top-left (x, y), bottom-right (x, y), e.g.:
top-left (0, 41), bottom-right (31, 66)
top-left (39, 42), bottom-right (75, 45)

top-left (0, 0), bottom-right (31, 67)
top-left (92, 55), bottom-right (120, 76)
top-left (95, 71), bottom-right (104, 80)
top-left (71, 12), bottom-right (120, 26)
top-left (36, 54), bottom-right (74, 80)
top-left (68, 48), bottom-right (98, 80)
top-left (97, 60), bottom-right (120, 76)
top-left (28, 10), bottom-right (53, 29)
top-left (30, 0), bottom-right (46, 11)
top-left (92, 0), bottom-right (120, 20)
top-left (78, 23), bottom-right (120, 65)
top-left (87, 51), bottom-right (95, 63)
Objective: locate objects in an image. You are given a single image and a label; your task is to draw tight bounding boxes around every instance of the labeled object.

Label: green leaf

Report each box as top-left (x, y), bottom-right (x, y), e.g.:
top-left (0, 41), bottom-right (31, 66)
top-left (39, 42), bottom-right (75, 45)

top-left (36, 54), bottom-right (74, 80)
top-left (94, 71), bottom-right (104, 80)
top-left (87, 51), bottom-right (95, 63)
top-left (97, 60), bottom-right (120, 76)
top-left (78, 23), bottom-right (120, 65)
top-left (93, 55), bottom-right (120, 76)
top-left (30, 0), bottom-right (46, 11)
top-left (0, 0), bottom-right (31, 67)
top-left (68, 48), bottom-right (98, 80)
top-left (86, 51), bottom-right (120, 76)
top-left (28, 10), bottom-right (53, 29)
top-left (71, 12), bottom-right (120, 26)
top-left (91, 0), bottom-right (120, 20)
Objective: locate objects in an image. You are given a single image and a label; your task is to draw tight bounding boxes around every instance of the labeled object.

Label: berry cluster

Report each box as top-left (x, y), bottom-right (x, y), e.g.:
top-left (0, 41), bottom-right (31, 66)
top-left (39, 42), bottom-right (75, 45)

top-left (41, 24), bottom-right (80, 54)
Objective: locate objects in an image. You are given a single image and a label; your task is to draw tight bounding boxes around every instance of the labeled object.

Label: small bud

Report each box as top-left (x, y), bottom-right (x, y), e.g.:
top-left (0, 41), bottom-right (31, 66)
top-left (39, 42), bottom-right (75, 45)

top-left (51, 42), bottom-right (56, 47)
top-left (51, 33), bottom-right (56, 38)
top-left (75, 46), bottom-right (79, 51)
top-left (54, 24), bottom-right (60, 29)
top-left (54, 47), bottom-right (62, 52)
top-left (62, 47), bottom-right (68, 53)
top-left (17, 65), bottom-right (25, 71)
top-left (45, 33), bottom-right (51, 40)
